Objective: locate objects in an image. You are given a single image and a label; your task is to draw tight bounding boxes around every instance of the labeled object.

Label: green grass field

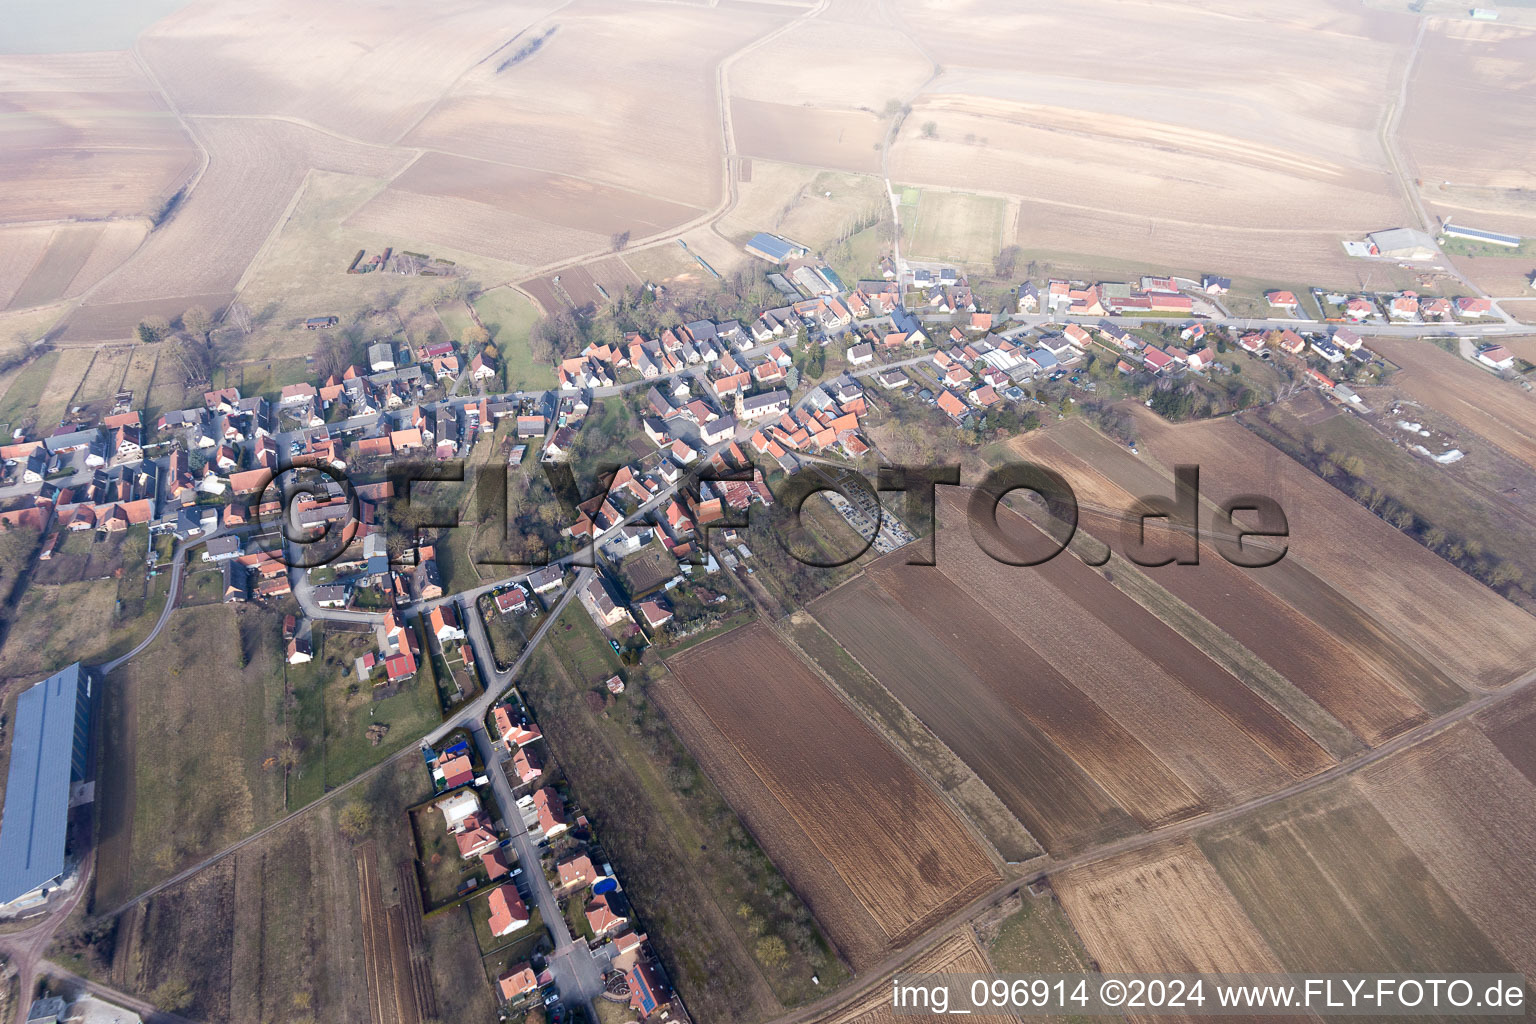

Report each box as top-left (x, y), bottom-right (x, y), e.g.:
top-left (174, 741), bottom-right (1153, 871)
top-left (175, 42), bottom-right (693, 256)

top-left (0, 350), bottom-right (60, 429)
top-left (469, 287), bottom-right (552, 391)
top-left (0, 529), bottom-right (167, 681)
top-left (902, 189), bottom-right (1005, 267)
top-left (94, 605), bottom-right (290, 904)
top-left (321, 628), bottom-right (443, 788)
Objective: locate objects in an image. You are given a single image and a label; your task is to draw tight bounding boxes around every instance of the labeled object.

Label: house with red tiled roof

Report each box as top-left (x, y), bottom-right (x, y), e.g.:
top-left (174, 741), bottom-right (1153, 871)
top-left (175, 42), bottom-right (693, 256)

top-left (1142, 347), bottom-right (1173, 373)
top-left (936, 390), bottom-right (968, 423)
top-left (487, 886), bottom-right (530, 936)
top-left (511, 745), bottom-right (543, 784)
top-left (498, 963), bottom-right (539, 1002)
top-left (481, 846), bottom-right (510, 880)
top-left (557, 854), bottom-right (598, 892)
top-left (585, 893), bottom-right (629, 937)
top-left (437, 754), bottom-right (475, 789)
top-left (629, 959), bottom-right (668, 1019)
top-left (455, 822), bottom-right (499, 859)
top-left (493, 704), bottom-right (541, 750)
top-left (532, 787), bottom-right (570, 838)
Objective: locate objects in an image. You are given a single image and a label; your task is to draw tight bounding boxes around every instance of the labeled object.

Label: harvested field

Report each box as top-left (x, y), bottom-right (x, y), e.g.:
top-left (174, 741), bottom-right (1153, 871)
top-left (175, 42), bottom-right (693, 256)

top-left (661, 622), bottom-right (1000, 965)
top-left (211, 171), bottom-right (503, 364)
top-left (858, 567), bottom-right (1210, 822)
top-left (1372, 336), bottom-right (1536, 472)
top-left (729, 1), bottom-right (929, 113)
top-left (520, 610), bottom-right (847, 1018)
top-left (0, 226), bottom-right (54, 309)
top-left (1400, 20), bottom-right (1536, 194)
top-left (1014, 201), bottom-right (1408, 292)
top-left (813, 930), bottom-right (1018, 1024)
top-left (1135, 412), bottom-right (1536, 691)
top-left (111, 861), bottom-right (237, 1022)
top-left (782, 612), bottom-right (1041, 865)
top-left (404, 0), bottom-right (789, 208)
top-left (94, 605), bottom-right (289, 905)
top-left (75, 345), bottom-right (133, 403)
top-left (882, 0), bottom-right (1413, 278)
top-left (1250, 393), bottom-right (1536, 614)
top-left (585, 254), bottom-right (641, 297)
top-left (0, 63), bottom-right (197, 222)
top-left (716, 162), bottom-right (889, 258)
top-left (927, 491), bottom-right (1333, 782)
top-left (34, 345), bottom-right (93, 428)
top-left (70, 117), bottom-right (412, 341)
top-left (357, 841), bottom-right (426, 1024)
top-left (4, 221), bottom-right (150, 311)
top-left (731, 100), bottom-right (884, 174)
top-left (57, 292), bottom-right (234, 346)
top-left (102, 756), bottom-right (477, 1024)
top-left (390, 152), bottom-right (702, 237)
top-left (1015, 422), bottom-right (1431, 746)
top-left (1198, 783), bottom-right (1511, 973)
top-left (119, 343), bottom-right (159, 406)
top-left (345, 187), bottom-right (591, 272)
top-left (1054, 837), bottom-right (1284, 974)
top-left (138, 0), bottom-right (558, 145)
top-left (1356, 725), bottom-right (1536, 975)
top-left (1445, 250), bottom-right (1536, 297)
top-left (814, 487), bottom-right (1337, 849)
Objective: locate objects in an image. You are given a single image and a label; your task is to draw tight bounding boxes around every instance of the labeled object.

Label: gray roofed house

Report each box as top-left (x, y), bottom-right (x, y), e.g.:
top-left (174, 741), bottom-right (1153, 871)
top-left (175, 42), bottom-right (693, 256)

top-left (44, 427), bottom-right (100, 454)
top-left (313, 583), bottom-right (350, 607)
top-left (528, 565), bottom-right (564, 593)
top-left (0, 664), bottom-right (92, 906)
top-left (738, 390), bottom-right (790, 420)
top-left (26, 996), bottom-right (68, 1024)
top-left (368, 342), bottom-right (396, 372)
top-left (203, 534), bottom-right (244, 561)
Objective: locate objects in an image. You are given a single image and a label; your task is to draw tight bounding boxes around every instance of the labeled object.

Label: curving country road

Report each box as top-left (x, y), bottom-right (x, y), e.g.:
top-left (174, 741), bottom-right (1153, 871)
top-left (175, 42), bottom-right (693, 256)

top-left (100, 534), bottom-right (204, 675)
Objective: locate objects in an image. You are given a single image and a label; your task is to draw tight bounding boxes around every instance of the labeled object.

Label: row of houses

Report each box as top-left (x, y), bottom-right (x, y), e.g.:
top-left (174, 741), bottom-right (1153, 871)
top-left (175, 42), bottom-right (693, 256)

top-left (486, 699), bottom-right (680, 1020)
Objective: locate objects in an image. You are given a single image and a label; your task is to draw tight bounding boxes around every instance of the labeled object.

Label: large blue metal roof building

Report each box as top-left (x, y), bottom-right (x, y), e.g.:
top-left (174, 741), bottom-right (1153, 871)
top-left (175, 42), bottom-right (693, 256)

top-left (0, 663), bottom-right (91, 906)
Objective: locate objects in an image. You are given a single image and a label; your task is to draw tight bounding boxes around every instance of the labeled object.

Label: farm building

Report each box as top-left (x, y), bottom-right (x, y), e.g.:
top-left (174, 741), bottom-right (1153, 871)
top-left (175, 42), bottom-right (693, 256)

top-left (1367, 227), bottom-right (1438, 260)
top-left (0, 664), bottom-right (92, 907)
top-left (1442, 221), bottom-right (1520, 248)
top-left (368, 343), bottom-right (396, 372)
top-left (1478, 346), bottom-right (1515, 370)
top-left (744, 232), bottom-right (807, 264)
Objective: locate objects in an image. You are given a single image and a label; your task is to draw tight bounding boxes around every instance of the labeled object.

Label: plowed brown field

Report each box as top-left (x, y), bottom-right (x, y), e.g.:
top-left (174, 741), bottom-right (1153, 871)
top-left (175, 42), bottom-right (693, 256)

top-left (1015, 423), bottom-right (1432, 744)
top-left (660, 622), bottom-right (1000, 967)
top-left (811, 572), bottom-right (1138, 856)
top-left (1135, 412), bottom-right (1536, 692)
top-left (812, 486), bottom-right (1334, 854)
